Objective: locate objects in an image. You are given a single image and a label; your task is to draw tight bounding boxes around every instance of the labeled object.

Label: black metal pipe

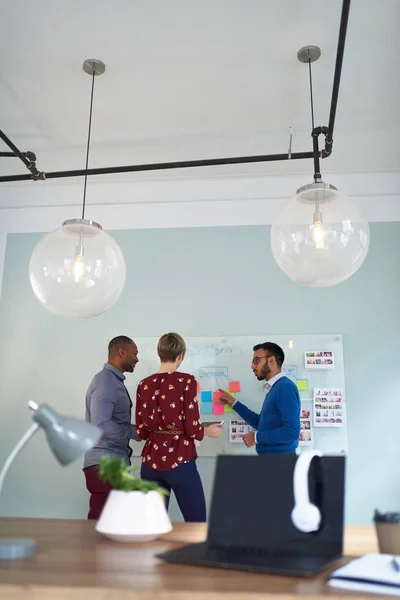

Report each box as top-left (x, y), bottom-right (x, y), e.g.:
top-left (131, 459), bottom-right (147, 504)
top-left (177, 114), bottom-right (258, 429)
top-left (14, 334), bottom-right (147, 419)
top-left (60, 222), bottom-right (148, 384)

top-left (0, 130), bottom-right (31, 168)
top-left (322, 0), bottom-right (351, 158)
top-left (0, 151), bottom-right (314, 183)
top-left (312, 134), bottom-right (321, 181)
top-left (0, 151), bottom-right (34, 158)
top-left (0, 130), bottom-right (42, 179)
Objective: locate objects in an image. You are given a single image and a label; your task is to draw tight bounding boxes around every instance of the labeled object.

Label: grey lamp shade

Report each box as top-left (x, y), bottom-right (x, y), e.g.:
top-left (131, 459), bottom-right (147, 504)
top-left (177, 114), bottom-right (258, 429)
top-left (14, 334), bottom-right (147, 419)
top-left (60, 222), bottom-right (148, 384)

top-left (32, 404), bottom-right (102, 465)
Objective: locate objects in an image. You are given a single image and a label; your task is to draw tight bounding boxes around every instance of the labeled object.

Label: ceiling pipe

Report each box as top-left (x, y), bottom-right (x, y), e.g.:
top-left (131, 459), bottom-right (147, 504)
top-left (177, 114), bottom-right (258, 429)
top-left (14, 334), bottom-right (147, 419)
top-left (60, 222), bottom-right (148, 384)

top-left (0, 151), bottom-right (315, 183)
top-left (0, 130), bottom-right (43, 181)
top-left (0, 0), bottom-right (350, 184)
top-left (321, 0), bottom-right (351, 158)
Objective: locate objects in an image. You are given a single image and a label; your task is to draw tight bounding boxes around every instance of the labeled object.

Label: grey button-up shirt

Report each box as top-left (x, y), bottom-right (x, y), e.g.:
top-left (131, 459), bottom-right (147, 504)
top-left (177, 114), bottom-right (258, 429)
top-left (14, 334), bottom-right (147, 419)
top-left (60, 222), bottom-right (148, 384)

top-left (83, 364), bottom-right (136, 468)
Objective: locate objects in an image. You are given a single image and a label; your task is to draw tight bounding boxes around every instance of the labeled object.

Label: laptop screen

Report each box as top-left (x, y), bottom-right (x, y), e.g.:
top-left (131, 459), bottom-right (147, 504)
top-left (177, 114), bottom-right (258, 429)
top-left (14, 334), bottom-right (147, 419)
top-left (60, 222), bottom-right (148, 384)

top-left (206, 454), bottom-right (344, 557)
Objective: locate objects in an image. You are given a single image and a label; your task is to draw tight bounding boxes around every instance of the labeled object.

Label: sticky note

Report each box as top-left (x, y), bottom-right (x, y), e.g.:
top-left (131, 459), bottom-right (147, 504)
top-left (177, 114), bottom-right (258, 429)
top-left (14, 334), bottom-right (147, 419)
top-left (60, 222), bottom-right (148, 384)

top-left (197, 382), bottom-right (201, 394)
top-left (296, 379), bottom-right (308, 392)
top-left (229, 381), bottom-right (241, 393)
top-left (213, 391), bottom-right (223, 403)
top-left (224, 404), bottom-right (235, 413)
top-left (201, 403), bottom-right (213, 415)
top-left (201, 391), bottom-right (212, 403)
top-left (223, 389), bottom-right (235, 399)
top-left (213, 403), bottom-right (224, 415)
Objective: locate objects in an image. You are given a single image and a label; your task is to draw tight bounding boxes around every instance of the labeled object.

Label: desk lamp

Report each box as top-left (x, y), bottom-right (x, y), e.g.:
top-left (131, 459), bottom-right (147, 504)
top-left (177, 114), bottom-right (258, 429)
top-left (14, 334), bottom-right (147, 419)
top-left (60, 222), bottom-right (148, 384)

top-left (0, 400), bottom-right (101, 559)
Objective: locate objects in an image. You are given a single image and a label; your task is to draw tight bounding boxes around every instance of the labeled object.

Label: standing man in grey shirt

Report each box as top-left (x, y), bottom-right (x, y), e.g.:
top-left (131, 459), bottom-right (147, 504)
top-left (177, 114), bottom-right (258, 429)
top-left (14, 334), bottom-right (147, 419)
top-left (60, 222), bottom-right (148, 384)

top-left (83, 335), bottom-right (139, 519)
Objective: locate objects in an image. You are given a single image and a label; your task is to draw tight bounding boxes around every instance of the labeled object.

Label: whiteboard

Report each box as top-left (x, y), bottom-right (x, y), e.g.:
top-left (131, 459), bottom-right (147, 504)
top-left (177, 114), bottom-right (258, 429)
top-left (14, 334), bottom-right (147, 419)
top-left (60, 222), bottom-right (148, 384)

top-left (131, 334), bottom-right (348, 457)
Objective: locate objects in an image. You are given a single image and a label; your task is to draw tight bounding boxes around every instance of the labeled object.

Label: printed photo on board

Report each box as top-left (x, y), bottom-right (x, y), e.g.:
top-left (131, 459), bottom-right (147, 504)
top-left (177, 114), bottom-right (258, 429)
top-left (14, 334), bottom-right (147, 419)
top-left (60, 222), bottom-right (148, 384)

top-left (305, 351), bottom-right (335, 370)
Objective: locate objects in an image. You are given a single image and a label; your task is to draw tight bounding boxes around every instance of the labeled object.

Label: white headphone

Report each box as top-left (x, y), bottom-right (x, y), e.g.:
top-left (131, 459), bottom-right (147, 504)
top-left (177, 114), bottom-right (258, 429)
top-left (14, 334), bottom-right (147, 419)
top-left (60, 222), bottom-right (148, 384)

top-left (291, 450), bottom-right (322, 533)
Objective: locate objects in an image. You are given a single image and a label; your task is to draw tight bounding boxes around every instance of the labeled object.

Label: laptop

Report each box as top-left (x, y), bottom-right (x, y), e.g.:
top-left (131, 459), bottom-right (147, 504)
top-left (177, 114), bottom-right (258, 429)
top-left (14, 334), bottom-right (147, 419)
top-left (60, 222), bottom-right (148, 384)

top-left (157, 454), bottom-right (345, 577)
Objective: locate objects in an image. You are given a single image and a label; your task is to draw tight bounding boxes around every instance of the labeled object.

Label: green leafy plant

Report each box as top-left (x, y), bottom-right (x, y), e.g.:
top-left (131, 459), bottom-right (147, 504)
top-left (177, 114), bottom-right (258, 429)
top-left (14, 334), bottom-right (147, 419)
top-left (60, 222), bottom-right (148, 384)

top-left (98, 456), bottom-right (169, 496)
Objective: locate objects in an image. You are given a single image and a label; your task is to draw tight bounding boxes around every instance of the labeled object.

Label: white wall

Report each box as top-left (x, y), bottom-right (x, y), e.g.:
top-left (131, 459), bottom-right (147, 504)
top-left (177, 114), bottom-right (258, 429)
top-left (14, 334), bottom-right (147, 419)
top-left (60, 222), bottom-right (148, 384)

top-left (1, 171), bottom-right (399, 228)
top-left (0, 171), bottom-right (399, 290)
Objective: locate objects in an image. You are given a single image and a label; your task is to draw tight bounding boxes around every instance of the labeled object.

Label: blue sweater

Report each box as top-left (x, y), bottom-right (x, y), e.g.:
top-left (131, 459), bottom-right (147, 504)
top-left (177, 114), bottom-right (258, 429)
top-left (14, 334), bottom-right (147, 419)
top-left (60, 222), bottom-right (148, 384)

top-left (234, 376), bottom-right (300, 454)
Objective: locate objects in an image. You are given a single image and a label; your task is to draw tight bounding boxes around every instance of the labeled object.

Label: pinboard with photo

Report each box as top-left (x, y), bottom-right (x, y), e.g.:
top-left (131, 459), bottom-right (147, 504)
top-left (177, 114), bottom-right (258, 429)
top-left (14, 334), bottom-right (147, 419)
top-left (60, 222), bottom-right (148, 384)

top-left (305, 350), bottom-right (335, 370)
top-left (229, 420), bottom-right (256, 443)
top-left (313, 388), bottom-right (345, 428)
top-left (299, 402), bottom-right (313, 446)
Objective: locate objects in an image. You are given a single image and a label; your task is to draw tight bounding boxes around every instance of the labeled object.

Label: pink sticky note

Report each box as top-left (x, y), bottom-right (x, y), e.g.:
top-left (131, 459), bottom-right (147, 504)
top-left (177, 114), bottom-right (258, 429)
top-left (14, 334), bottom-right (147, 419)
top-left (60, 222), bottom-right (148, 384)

top-left (229, 381), bottom-right (241, 393)
top-left (213, 403), bottom-right (224, 415)
top-left (213, 391), bottom-right (222, 403)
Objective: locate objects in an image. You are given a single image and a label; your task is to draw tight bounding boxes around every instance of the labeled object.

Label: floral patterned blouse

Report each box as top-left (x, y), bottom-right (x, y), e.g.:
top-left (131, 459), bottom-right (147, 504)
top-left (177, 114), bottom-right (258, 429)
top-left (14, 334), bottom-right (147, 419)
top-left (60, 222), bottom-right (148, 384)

top-left (135, 371), bottom-right (204, 471)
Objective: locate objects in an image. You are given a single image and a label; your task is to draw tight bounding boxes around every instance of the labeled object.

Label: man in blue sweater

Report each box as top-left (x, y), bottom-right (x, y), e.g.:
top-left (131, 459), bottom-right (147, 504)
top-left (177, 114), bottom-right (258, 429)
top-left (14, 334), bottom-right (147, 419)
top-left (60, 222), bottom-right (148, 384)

top-left (219, 342), bottom-right (300, 454)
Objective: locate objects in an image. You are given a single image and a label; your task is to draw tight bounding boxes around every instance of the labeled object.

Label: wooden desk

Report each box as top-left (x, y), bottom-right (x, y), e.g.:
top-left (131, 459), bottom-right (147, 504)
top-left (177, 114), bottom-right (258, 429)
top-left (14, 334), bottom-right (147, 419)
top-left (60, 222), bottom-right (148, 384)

top-left (0, 518), bottom-right (378, 599)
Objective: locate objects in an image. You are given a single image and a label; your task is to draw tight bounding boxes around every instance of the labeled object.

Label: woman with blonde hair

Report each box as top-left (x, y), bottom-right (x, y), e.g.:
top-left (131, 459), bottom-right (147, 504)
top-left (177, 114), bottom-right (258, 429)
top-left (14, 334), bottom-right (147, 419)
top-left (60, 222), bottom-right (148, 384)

top-left (135, 333), bottom-right (222, 522)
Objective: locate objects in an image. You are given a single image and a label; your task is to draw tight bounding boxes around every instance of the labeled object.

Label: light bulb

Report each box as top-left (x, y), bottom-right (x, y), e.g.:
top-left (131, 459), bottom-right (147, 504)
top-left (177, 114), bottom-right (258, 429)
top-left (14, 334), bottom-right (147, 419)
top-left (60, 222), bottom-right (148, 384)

top-left (29, 219), bottom-right (126, 318)
top-left (72, 255), bottom-right (85, 282)
top-left (311, 212), bottom-right (325, 250)
top-left (72, 244), bottom-right (85, 283)
top-left (271, 182), bottom-right (370, 287)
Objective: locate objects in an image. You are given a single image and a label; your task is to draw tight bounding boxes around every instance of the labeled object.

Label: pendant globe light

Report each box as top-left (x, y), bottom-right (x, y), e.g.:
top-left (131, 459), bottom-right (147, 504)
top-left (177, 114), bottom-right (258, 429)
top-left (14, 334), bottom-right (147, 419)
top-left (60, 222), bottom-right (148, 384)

top-left (271, 46), bottom-right (370, 288)
top-left (29, 59), bottom-right (126, 318)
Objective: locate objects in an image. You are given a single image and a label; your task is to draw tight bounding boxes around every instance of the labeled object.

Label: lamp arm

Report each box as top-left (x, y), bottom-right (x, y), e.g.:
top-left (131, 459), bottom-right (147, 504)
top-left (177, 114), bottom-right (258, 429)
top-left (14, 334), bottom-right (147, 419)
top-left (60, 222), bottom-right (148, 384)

top-left (0, 423), bottom-right (40, 502)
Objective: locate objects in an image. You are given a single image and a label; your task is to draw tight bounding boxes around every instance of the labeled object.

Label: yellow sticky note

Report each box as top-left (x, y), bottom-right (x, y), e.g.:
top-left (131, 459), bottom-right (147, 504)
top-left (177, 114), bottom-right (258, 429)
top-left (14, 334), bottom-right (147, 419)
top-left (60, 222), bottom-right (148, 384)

top-left (296, 379), bottom-right (308, 392)
top-left (222, 390), bottom-right (235, 412)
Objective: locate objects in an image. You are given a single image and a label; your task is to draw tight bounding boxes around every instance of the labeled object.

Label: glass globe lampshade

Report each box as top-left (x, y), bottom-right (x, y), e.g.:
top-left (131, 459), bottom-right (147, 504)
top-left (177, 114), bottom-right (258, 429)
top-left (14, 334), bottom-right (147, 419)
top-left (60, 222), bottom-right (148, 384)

top-left (29, 219), bottom-right (126, 318)
top-left (271, 182), bottom-right (370, 287)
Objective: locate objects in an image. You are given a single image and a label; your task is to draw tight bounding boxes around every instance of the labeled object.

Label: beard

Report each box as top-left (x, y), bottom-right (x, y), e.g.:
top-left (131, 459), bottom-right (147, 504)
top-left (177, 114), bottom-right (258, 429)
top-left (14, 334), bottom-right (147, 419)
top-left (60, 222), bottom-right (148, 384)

top-left (258, 363), bottom-right (271, 381)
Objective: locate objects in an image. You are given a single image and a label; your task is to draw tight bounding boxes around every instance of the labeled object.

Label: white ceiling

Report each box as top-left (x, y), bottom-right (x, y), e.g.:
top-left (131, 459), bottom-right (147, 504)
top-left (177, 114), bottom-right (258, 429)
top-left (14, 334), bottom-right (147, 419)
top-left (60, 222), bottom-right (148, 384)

top-left (0, 0), bottom-right (399, 182)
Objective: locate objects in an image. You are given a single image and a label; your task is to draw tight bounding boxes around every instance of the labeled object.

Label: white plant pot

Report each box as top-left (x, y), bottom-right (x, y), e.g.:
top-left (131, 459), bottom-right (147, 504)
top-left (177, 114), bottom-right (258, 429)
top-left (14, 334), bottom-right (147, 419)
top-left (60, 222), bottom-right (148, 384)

top-left (96, 490), bottom-right (172, 543)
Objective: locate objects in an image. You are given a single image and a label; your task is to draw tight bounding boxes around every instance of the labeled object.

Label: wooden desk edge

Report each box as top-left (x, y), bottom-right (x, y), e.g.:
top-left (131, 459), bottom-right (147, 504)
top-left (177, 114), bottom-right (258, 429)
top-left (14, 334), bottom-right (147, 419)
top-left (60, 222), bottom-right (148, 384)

top-left (0, 584), bottom-right (366, 600)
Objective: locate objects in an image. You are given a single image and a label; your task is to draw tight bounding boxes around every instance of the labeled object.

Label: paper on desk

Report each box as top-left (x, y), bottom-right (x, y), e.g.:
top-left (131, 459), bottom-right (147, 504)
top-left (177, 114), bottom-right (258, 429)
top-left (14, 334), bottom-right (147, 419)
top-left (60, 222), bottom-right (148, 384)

top-left (329, 579), bottom-right (400, 596)
top-left (328, 553), bottom-right (400, 596)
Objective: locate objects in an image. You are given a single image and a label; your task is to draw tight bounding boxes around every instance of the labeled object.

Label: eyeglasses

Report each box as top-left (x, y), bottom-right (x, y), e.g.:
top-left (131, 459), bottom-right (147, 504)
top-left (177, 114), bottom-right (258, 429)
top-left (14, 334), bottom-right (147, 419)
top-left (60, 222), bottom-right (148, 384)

top-left (252, 355), bottom-right (270, 366)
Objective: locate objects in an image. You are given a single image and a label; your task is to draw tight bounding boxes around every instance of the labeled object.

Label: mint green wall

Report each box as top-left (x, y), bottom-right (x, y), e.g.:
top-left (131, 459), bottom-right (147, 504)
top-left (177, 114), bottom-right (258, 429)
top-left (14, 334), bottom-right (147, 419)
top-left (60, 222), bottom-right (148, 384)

top-left (0, 224), bottom-right (399, 524)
